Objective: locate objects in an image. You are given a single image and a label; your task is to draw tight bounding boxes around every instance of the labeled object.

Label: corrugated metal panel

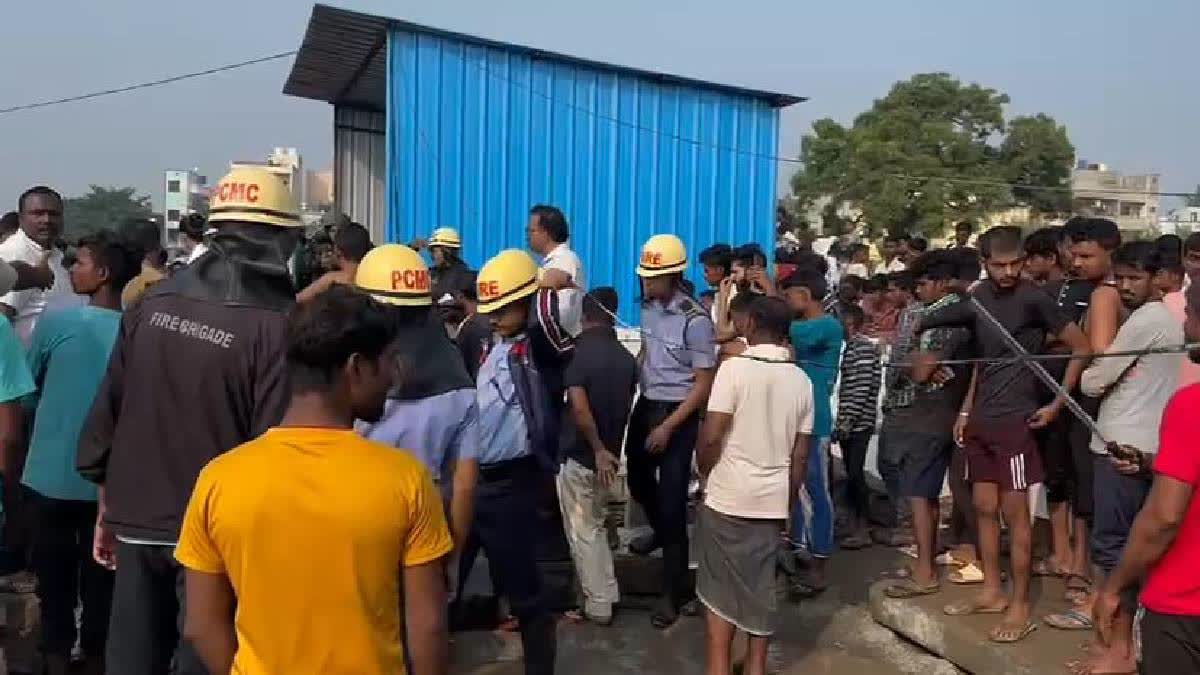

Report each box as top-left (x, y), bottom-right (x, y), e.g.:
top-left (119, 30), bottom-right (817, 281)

top-left (334, 106), bottom-right (386, 242)
top-left (385, 29), bottom-right (780, 324)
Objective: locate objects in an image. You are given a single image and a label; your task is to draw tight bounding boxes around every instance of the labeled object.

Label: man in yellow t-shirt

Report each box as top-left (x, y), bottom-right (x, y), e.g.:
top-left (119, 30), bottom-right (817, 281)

top-left (175, 286), bottom-right (453, 675)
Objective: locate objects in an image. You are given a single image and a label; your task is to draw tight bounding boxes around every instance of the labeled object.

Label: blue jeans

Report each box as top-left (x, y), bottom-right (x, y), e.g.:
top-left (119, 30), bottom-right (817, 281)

top-left (791, 437), bottom-right (834, 559)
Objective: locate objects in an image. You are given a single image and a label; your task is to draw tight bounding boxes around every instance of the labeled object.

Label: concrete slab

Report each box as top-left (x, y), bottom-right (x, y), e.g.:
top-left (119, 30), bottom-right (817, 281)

top-left (869, 576), bottom-right (1089, 675)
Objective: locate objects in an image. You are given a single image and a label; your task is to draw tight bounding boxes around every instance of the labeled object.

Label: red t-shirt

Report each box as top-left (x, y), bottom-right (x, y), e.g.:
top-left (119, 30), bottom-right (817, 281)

top-left (1141, 383), bottom-right (1200, 616)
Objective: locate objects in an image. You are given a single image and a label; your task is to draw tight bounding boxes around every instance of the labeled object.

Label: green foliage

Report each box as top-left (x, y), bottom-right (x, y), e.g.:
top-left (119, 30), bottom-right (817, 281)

top-left (1001, 114), bottom-right (1075, 215)
top-left (790, 73), bottom-right (1074, 236)
top-left (63, 185), bottom-right (153, 237)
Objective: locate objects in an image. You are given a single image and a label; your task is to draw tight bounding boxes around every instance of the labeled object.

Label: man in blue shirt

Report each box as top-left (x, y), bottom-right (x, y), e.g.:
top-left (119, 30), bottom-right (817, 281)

top-left (23, 230), bottom-right (141, 675)
top-left (780, 266), bottom-right (844, 596)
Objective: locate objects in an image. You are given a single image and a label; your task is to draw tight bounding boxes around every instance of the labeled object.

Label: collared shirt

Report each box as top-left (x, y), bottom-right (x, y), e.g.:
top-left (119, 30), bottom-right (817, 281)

top-left (639, 292), bottom-right (717, 402)
top-left (0, 228), bottom-right (84, 346)
top-left (541, 242), bottom-right (585, 337)
top-left (359, 389), bottom-right (479, 482)
top-left (475, 337), bottom-right (530, 464)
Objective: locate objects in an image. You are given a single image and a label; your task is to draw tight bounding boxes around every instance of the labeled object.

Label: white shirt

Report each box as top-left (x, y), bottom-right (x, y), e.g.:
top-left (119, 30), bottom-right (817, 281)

top-left (704, 343), bottom-right (814, 519)
top-left (885, 258), bottom-right (907, 273)
top-left (0, 229), bottom-right (84, 345)
top-left (542, 242), bottom-right (585, 337)
top-left (185, 242), bottom-right (208, 263)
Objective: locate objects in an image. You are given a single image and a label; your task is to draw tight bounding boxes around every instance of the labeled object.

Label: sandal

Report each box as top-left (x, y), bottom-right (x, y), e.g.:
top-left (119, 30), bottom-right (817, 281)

top-left (947, 562), bottom-right (984, 585)
top-left (884, 579), bottom-right (941, 599)
top-left (934, 551), bottom-right (968, 568)
top-left (943, 600), bottom-right (1008, 616)
top-left (1032, 558), bottom-right (1069, 577)
top-left (1044, 609), bottom-right (1094, 631)
top-left (989, 620), bottom-right (1037, 643)
top-left (651, 604), bottom-right (678, 630)
top-left (789, 580), bottom-right (828, 600)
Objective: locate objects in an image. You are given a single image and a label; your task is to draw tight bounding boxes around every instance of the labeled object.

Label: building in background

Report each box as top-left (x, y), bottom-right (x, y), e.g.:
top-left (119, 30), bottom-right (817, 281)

top-left (163, 169), bottom-right (208, 246)
top-left (281, 4), bottom-right (803, 322)
top-left (230, 147), bottom-right (304, 200)
top-left (304, 168), bottom-right (334, 209)
top-left (1159, 206), bottom-right (1200, 236)
top-left (1071, 160), bottom-right (1161, 234)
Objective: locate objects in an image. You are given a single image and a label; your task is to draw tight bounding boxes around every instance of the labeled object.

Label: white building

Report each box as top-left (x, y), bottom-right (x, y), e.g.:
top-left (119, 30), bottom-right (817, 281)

top-left (230, 147), bottom-right (305, 203)
top-left (163, 169), bottom-right (208, 246)
top-left (1071, 160), bottom-right (1161, 233)
top-left (1159, 206), bottom-right (1200, 236)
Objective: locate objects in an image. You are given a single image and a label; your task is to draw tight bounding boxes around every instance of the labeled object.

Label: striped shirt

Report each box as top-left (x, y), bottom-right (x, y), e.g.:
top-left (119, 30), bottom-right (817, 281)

top-left (835, 336), bottom-right (881, 434)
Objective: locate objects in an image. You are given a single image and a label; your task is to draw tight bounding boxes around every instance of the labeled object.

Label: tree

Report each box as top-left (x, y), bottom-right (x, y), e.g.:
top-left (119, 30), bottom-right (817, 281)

top-left (63, 186), bottom-right (154, 237)
top-left (790, 73), bottom-right (1073, 236)
top-left (1000, 114), bottom-right (1075, 215)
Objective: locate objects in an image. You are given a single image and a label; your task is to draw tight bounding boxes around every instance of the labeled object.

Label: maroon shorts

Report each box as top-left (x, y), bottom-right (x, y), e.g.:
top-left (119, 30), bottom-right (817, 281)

top-left (963, 416), bottom-right (1044, 491)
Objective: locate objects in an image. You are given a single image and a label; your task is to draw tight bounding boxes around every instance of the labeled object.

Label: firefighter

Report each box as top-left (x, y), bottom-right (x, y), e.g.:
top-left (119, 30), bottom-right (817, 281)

top-left (354, 244), bottom-right (480, 560)
top-left (413, 226), bottom-right (471, 301)
top-left (77, 167), bottom-right (302, 675)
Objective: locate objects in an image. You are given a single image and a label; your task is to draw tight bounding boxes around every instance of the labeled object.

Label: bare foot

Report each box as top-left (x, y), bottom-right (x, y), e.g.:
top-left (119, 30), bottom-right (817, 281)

top-left (1067, 646), bottom-right (1136, 675)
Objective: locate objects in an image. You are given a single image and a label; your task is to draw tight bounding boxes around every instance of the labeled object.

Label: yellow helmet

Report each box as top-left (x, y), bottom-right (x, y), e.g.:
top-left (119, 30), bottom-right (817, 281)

top-left (429, 227), bottom-right (462, 249)
top-left (636, 234), bottom-right (688, 277)
top-left (354, 244), bottom-right (432, 307)
top-left (207, 167), bottom-right (301, 228)
top-left (476, 249), bottom-right (539, 314)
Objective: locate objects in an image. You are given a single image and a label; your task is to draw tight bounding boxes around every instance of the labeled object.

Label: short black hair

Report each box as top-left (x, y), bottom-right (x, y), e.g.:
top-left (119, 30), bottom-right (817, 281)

top-left (978, 226), bottom-right (1024, 259)
top-left (839, 274), bottom-right (865, 291)
top-left (18, 186), bottom-right (62, 213)
top-left (1156, 234), bottom-right (1184, 259)
top-left (1024, 227), bottom-right (1063, 261)
top-left (699, 289), bottom-right (716, 301)
top-left (119, 218), bottom-right (162, 254)
top-left (887, 270), bottom-right (915, 292)
top-left (840, 303), bottom-right (865, 328)
top-left (530, 204), bottom-right (570, 243)
top-left (1112, 241), bottom-right (1164, 275)
top-left (179, 214), bottom-right (207, 243)
top-left (334, 223), bottom-right (373, 263)
top-left (883, 233), bottom-right (904, 245)
top-left (741, 294), bottom-right (792, 342)
top-left (729, 288), bottom-right (757, 315)
top-left (907, 237), bottom-right (928, 253)
top-left (955, 221), bottom-right (974, 234)
top-left (286, 286), bottom-right (397, 393)
top-left (76, 230), bottom-right (145, 292)
top-left (1065, 216), bottom-right (1121, 251)
top-left (0, 212), bottom-right (17, 234)
top-left (864, 274), bottom-right (887, 293)
top-left (733, 243), bottom-right (767, 268)
top-left (908, 251), bottom-right (955, 281)
top-left (790, 250), bottom-right (829, 275)
top-left (699, 243), bottom-right (733, 275)
top-left (947, 247), bottom-right (982, 281)
top-left (779, 266), bottom-right (828, 300)
top-left (1186, 232), bottom-right (1200, 255)
top-left (583, 286), bottom-right (618, 325)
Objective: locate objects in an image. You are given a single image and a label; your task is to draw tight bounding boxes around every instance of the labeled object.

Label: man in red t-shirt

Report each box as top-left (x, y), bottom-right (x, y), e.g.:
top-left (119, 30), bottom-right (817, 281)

top-left (1095, 280), bottom-right (1200, 673)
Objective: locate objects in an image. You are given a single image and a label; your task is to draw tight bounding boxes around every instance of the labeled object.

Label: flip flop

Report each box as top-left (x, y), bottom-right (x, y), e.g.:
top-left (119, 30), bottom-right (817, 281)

top-left (1044, 609), bottom-right (1094, 631)
top-left (884, 579), bottom-right (942, 599)
top-left (989, 620), bottom-right (1037, 644)
top-left (1032, 558), bottom-right (1068, 577)
top-left (948, 562), bottom-right (984, 584)
top-left (943, 600), bottom-right (1008, 616)
top-left (935, 552), bottom-right (968, 567)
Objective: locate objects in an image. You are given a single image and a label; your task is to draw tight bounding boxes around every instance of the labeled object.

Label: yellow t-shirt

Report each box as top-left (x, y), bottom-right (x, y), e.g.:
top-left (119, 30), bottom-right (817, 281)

top-left (175, 427), bottom-right (453, 675)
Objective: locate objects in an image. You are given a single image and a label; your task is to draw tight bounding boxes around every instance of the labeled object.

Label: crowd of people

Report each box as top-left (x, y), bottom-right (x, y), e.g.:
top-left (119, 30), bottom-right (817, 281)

top-left (0, 164), bottom-right (1197, 675)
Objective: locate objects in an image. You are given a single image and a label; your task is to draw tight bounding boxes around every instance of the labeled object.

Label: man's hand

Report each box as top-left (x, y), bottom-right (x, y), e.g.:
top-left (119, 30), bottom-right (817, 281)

top-left (539, 268), bottom-right (574, 291)
top-left (1109, 452), bottom-right (1145, 477)
top-left (953, 414), bottom-right (969, 448)
top-left (1093, 588), bottom-right (1122, 647)
top-left (409, 237), bottom-right (429, 251)
top-left (646, 423), bottom-right (675, 454)
top-left (1027, 404), bottom-right (1058, 429)
top-left (10, 254), bottom-right (54, 291)
top-left (594, 448), bottom-right (619, 489)
top-left (93, 517), bottom-right (117, 570)
top-left (749, 267), bottom-right (776, 297)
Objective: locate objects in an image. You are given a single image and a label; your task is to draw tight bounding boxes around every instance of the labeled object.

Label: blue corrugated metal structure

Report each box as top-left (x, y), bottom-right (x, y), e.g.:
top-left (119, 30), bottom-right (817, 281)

top-left (284, 4), bottom-right (803, 322)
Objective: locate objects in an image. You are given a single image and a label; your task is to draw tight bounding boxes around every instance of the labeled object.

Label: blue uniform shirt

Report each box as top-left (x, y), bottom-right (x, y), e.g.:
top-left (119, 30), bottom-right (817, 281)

top-left (359, 388), bottom-right (479, 483)
top-left (790, 314), bottom-right (844, 438)
top-left (475, 337), bottom-right (531, 465)
top-left (24, 306), bottom-right (118, 501)
top-left (639, 292), bottom-right (717, 402)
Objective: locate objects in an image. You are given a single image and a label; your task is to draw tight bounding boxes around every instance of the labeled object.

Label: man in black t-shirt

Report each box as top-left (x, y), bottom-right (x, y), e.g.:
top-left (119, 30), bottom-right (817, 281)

top-left (557, 287), bottom-right (637, 625)
top-left (920, 226), bottom-right (1089, 644)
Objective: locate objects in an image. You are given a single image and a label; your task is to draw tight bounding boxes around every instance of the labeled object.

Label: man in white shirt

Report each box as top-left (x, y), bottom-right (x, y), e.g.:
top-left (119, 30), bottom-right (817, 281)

top-left (179, 214), bottom-right (211, 264)
top-left (0, 187), bottom-right (84, 345)
top-left (528, 204), bottom-right (586, 337)
top-left (695, 292), bottom-right (813, 675)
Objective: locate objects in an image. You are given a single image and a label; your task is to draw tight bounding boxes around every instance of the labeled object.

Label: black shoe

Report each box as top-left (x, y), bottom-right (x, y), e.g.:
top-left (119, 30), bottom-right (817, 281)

top-left (650, 600), bottom-right (678, 629)
top-left (628, 532), bottom-right (661, 556)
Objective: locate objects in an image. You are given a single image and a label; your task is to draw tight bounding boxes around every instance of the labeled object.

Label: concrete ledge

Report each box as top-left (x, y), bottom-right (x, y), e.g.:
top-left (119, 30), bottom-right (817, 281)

top-left (868, 579), bottom-right (1079, 675)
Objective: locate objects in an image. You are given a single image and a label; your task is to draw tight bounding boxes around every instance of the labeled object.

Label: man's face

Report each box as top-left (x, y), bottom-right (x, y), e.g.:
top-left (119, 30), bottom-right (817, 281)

top-left (885, 283), bottom-right (910, 307)
top-left (430, 246), bottom-right (447, 267)
top-left (730, 261), bottom-right (747, 285)
top-left (915, 276), bottom-right (947, 304)
top-left (488, 301), bottom-right (528, 338)
top-left (882, 240), bottom-right (898, 260)
top-left (641, 274), bottom-right (674, 302)
top-left (781, 286), bottom-right (809, 316)
top-left (1023, 253), bottom-right (1058, 283)
top-left (347, 344), bottom-right (398, 424)
top-left (1184, 248), bottom-right (1200, 283)
top-left (1154, 269), bottom-right (1184, 295)
top-left (437, 298), bottom-right (466, 326)
top-left (702, 264), bottom-right (726, 288)
top-left (955, 229), bottom-right (971, 248)
top-left (731, 309), bottom-right (751, 338)
top-left (1113, 263), bottom-right (1156, 309)
top-left (526, 216), bottom-right (551, 254)
top-left (69, 246), bottom-right (106, 295)
top-left (837, 279), bottom-right (860, 304)
top-left (19, 193), bottom-right (63, 248)
top-left (984, 250), bottom-right (1025, 290)
top-left (1070, 240), bottom-right (1111, 282)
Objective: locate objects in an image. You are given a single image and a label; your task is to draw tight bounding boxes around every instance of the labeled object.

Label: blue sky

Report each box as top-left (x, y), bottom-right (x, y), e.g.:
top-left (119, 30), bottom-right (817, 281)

top-left (0, 0), bottom-right (1194, 211)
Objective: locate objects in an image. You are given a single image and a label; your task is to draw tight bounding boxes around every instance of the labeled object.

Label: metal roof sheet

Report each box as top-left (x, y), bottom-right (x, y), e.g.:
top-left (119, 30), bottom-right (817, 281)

top-left (283, 4), bottom-right (805, 110)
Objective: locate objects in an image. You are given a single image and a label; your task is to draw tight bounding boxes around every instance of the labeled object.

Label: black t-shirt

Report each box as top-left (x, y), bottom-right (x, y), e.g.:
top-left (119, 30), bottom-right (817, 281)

top-left (921, 280), bottom-right (1070, 421)
top-left (560, 326), bottom-right (637, 469)
top-left (455, 313), bottom-right (492, 382)
top-left (1039, 278), bottom-right (1095, 386)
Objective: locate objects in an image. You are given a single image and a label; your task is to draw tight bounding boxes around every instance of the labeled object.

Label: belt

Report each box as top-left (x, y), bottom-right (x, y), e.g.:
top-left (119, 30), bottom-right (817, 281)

top-left (478, 455), bottom-right (539, 482)
top-left (638, 398), bottom-right (683, 410)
